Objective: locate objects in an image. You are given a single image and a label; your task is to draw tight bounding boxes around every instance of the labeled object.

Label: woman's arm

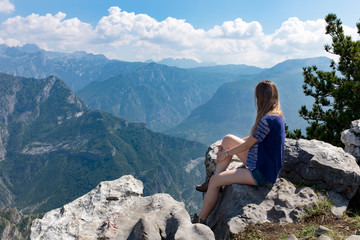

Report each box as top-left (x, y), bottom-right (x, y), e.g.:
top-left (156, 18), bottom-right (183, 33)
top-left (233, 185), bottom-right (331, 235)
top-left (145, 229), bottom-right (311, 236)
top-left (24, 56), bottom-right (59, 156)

top-left (229, 136), bottom-right (257, 156)
top-left (217, 135), bottom-right (257, 162)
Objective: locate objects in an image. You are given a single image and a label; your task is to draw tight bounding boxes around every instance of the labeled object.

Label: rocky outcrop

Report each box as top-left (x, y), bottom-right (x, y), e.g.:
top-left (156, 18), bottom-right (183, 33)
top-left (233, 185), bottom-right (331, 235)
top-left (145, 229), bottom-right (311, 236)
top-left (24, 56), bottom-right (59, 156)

top-left (0, 84), bottom-right (18, 161)
top-left (29, 137), bottom-right (360, 239)
top-left (207, 175), bottom-right (318, 240)
top-left (31, 175), bottom-right (215, 240)
top-left (0, 74), bottom-right (87, 162)
top-left (341, 120), bottom-right (360, 162)
top-left (281, 138), bottom-right (360, 217)
top-left (204, 138), bottom-right (360, 239)
top-left (342, 120), bottom-right (360, 212)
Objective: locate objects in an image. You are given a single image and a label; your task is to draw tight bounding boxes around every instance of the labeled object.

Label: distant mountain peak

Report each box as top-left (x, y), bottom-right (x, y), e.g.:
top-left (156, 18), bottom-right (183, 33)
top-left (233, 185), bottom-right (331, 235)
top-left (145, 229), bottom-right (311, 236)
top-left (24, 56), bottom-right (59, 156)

top-left (155, 57), bottom-right (217, 68)
top-left (21, 43), bottom-right (42, 53)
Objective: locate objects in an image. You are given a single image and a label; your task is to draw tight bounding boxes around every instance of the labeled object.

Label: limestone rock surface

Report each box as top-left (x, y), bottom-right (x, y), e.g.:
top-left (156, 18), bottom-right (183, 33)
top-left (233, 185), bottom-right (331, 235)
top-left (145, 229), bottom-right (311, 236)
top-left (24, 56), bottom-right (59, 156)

top-left (341, 119), bottom-right (360, 162)
top-left (282, 138), bottom-right (360, 200)
top-left (207, 176), bottom-right (318, 240)
top-left (204, 142), bottom-right (318, 239)
top-left (31, 175), bottom-right (214, 240)
top-left (205, 139), bottom-right (360, 200)
top-left (203, 138), bottom-right (360, 239)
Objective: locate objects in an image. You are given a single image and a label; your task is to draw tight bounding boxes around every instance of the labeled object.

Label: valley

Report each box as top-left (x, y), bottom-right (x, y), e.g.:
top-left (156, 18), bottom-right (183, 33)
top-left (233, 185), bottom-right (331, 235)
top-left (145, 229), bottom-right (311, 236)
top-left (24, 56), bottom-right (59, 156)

top-left (0, 44), bottom-right (331, 215)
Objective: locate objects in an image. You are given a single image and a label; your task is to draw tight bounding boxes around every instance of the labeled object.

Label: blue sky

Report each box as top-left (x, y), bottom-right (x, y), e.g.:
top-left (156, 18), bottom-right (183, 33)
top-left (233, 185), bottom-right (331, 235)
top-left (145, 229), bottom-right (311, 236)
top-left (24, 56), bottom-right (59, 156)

top-left (0, 0), bottom-right (359, 67)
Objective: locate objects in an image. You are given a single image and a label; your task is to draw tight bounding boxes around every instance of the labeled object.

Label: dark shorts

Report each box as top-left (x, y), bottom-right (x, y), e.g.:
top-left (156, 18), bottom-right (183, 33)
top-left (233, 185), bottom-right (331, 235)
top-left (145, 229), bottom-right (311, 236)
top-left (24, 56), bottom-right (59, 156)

top-left (250, 168), bottom-right (272, 187)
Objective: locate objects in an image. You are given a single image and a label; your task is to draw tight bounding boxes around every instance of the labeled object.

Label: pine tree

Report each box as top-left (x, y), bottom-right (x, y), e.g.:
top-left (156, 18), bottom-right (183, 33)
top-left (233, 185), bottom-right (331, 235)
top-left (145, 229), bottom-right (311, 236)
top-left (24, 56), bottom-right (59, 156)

top-left (299, 13), bottom-right (360, 146)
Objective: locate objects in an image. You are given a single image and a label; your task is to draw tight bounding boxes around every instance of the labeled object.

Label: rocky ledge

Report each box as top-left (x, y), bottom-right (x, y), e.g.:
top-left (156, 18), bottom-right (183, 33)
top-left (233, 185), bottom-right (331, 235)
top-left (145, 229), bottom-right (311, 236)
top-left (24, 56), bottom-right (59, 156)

top-left (342, 119), bottom-right (360, 162)
top-left (30, 137), bottom-right (360, 240)
top-left (30, 175), bottom-right (214, 240)
top-left (204, 138), bottom-right (360, 239)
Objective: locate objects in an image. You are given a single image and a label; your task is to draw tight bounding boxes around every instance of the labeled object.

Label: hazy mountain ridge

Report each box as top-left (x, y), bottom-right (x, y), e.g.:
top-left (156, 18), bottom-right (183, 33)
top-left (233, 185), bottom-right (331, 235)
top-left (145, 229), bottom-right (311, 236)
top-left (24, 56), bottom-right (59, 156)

top-left (148, 57), bottom-right (217, 68)
top-left (0, 44), bottom-right (145, 91)
top-left (188, 63), bottom-right (264, 75)
top-left (0, 44), bottom-right (265, 132)
top-left (77, 62), bottom-right (264, 131)
top-left (0, 73), bottom-right (206, 213)
top-left (165, 57), bottom-right (332, 145)
top-left (77, 63), bottom-right (205, 131)
top-left (0, 44), bottom-right (332, 144)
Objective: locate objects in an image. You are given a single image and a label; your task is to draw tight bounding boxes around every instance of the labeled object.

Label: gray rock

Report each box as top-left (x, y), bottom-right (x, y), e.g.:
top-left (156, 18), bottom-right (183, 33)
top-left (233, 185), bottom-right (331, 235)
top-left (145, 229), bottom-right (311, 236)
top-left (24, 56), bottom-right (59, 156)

top-left (281, 139), bottom-right (360, 200)
top-left (287, 234), bottom-right (298, 240)
top-left (201, 138), bottom-right (360, 239)
top-left (204, 140), bottom-right (222, 178)
top-left (282, 138), bottom-right (360, 218)
top-left (205, 139), bottom-right (360, 202)
top-left (328, 190), bottom-right (348, 217)
top-left (206, 176), bottom-right (318, 239)
top-left (341, 119), bottom-right (360, 162)
top-left (31, 175), bottom-right (215, 240)
top-left (347, 236), bottom-right (360, 240)
top-left (315, 225), bottom-right (332, 235)
top-left (317, 236), bottom-right (332, 240)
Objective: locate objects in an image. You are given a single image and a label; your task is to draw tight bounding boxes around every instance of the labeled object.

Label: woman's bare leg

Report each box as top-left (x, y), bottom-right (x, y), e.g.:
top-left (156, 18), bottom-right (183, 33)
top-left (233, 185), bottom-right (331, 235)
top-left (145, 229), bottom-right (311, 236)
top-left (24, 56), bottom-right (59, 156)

top-left (196, 134), bottom-right (252, 221)
top-left (215, 134), bottom-right (248, 174)
top-left (199, 167), bottom-right (256, 221)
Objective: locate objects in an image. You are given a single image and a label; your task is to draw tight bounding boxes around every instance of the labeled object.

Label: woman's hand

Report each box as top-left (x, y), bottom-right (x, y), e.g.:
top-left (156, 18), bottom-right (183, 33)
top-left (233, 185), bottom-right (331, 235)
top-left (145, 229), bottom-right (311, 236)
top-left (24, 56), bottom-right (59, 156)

top-left (217, 149), bottom-right (226, 162)
top-left (217, 145), bottom-right (228, 162)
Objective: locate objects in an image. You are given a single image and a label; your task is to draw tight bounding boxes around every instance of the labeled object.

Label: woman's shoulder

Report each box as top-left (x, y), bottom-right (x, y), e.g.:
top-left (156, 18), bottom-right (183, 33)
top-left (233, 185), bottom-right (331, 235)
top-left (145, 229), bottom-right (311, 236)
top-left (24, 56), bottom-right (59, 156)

top-left (263, 114), bottom-right (284, 124)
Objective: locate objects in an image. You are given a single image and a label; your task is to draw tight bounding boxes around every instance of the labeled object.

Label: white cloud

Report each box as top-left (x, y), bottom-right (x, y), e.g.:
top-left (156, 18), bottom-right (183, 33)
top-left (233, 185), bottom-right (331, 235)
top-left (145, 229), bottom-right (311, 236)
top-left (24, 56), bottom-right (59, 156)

top-left (0, 7), bottom-right (358, 67)
top-left (96, 7), bottom-right (204, 48)
top-left (343, 25), bottom-right (360, 41)
top-left (0, 12), bottom-right (95, 51)
top-left (207, 18), bottom-right (263, 39)
top-left (261, 17), bottom-right (330, 61)
top-left (0, 0), bottom-right (14, 13)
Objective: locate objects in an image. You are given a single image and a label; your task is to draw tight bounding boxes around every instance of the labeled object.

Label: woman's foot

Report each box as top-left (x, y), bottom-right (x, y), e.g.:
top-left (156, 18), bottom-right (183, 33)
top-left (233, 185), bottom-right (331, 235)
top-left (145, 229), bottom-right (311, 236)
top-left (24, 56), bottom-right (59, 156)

top-left (192, 214), bottom-right (206, 224)
top-left (195, 179), bottom-right (209, 192)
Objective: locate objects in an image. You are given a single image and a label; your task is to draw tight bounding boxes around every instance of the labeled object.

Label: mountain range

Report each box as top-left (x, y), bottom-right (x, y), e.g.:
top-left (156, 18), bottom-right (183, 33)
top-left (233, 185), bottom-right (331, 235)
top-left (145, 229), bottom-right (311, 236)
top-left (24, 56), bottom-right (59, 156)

top-left (0, 43), bottom-right (144, 92)
top-left (165, 57), bottom-right (332, 144)
top-left (0, 44), bottom-right (333, 145)
top-left (0, 43), bottom-right (335, 217)
top-left (147, 57), bottom-right (217, 68)
top-left (0, 44), bottom-right (264, 132)
top-left (0, 73), bottom-right (206, 214)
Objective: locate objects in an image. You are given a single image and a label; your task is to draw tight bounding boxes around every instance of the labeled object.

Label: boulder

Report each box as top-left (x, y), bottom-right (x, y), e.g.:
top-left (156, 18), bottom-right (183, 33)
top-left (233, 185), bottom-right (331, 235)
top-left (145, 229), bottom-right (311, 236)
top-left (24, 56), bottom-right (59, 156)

top-left (203, 138), bottom-right (360, 239)
top-left (341, 120), bottom-right (360, 212)
top-left (341, 119), bottom-right (360, 162)
top-left (31, 175), bottom-right (214, 240)
top-left (281, 138), bottom-right (360, 216)
top-left (205, 139), bottom-right (360, 199)
top-left (207, 175), bottom-right (318, 240)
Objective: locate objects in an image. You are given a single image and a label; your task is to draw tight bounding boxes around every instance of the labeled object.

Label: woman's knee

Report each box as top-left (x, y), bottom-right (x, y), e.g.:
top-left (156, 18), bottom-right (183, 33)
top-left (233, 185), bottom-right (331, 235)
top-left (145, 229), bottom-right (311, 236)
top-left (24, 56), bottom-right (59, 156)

top-left (222, 134), bottom-right (235, 143)
top-left (221, 134), bottom-right (243, 148)
top-left (209, 174), bottom-right (222, 189)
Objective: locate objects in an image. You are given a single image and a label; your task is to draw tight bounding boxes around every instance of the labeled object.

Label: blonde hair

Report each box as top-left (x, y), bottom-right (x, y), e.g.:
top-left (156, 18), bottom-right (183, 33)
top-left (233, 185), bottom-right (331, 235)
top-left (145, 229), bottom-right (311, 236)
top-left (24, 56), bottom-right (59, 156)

top-left (250, 80), bottom-right (284, 134)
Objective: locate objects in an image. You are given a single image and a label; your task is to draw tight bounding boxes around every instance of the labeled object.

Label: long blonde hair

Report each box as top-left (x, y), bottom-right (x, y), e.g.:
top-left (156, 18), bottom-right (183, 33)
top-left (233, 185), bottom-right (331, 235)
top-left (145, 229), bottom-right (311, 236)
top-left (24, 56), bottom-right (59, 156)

top-left (250, 80), bottom-right (284, 134)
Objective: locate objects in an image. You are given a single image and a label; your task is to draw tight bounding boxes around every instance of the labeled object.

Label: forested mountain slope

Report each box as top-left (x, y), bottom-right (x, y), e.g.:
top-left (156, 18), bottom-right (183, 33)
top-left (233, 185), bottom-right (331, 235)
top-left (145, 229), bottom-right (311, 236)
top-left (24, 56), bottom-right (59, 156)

top-left (0, 73), bottom-right (206, 213)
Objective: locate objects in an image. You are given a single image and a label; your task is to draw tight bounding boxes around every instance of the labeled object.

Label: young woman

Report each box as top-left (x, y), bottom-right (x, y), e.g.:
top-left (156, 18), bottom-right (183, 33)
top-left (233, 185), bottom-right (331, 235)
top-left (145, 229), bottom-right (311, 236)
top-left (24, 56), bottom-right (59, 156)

top-left (193, 80), bottom-right (285, 224)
